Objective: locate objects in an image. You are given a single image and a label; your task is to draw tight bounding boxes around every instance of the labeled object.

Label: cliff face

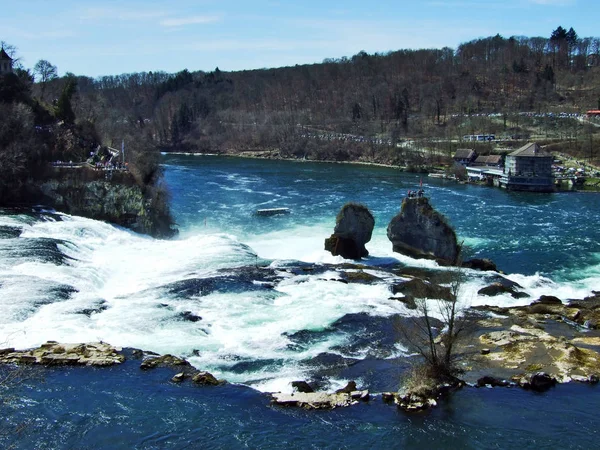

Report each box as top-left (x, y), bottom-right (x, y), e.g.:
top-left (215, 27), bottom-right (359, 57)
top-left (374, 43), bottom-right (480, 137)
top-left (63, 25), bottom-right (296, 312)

top-left (37, 171), bottom-right (175, 237)
top-left (387, 197), bottom-right (460, 264)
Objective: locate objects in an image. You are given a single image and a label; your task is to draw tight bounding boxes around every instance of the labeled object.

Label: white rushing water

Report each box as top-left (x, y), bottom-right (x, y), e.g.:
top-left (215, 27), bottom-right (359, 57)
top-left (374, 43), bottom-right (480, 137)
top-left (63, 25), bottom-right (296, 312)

top-left (0, 207), bottom-right (599, 393)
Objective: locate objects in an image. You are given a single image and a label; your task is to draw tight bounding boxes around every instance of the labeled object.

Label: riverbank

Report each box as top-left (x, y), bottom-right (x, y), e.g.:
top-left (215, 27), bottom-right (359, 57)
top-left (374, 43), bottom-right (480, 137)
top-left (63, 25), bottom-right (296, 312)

top-left (162, 149), bottom-right (600, 192)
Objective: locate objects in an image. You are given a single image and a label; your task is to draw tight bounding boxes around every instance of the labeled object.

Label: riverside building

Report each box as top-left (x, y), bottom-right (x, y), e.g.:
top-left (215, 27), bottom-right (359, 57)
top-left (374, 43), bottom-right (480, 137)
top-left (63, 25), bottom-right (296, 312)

top-left (499, 142), bottom-right (554, 192)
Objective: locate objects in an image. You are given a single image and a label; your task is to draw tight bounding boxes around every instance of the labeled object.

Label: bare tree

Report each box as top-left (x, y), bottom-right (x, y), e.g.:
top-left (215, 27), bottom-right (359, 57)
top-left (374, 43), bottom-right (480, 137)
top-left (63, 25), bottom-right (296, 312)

top-left (396, 265), bottom-right (468, 384)
top-left (33, 59), bottom-right (58, 101)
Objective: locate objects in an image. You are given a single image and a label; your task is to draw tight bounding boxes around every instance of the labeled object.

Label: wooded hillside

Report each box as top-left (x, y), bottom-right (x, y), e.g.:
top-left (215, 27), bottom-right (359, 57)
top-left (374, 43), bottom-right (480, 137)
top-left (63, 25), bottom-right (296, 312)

top-left (24, 27), bottom-right (600, 165)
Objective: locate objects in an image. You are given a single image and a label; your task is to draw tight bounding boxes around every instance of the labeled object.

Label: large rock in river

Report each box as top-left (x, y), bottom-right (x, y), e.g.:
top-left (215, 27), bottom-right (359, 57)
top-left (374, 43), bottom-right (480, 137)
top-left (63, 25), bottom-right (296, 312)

top-left (325, 203), bottom-right (374, 259)
top-left (387, 197), bottom-right (460, 264)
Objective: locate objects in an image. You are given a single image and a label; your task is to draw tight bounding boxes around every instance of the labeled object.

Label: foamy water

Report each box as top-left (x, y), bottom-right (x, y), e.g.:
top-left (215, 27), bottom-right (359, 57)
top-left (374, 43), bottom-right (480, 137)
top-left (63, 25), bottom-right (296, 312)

top-left (1, 155), bottom-right (599, 393)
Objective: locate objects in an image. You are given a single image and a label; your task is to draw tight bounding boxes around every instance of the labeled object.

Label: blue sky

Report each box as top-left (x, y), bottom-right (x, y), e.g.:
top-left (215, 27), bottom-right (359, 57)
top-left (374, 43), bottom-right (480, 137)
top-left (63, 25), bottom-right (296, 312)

top-left (2, 0), bottom-right (597, 77)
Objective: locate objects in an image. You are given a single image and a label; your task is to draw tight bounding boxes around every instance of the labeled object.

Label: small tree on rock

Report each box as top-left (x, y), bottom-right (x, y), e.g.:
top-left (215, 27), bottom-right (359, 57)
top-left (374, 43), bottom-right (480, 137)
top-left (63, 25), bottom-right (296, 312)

top-left (395, 263), bottom-right (469, 392)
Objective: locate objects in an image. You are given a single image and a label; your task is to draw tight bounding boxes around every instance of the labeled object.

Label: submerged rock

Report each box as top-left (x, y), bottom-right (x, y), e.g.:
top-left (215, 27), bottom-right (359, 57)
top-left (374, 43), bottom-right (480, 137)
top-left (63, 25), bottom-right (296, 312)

top-left (476, 376), bottom-right (513, 388)
top-left (478, 282), bottom-right (530, 299)
top-left (324, 203), bottom-right (374, 259)
top-left (387, 197), bottom-right (460, 264)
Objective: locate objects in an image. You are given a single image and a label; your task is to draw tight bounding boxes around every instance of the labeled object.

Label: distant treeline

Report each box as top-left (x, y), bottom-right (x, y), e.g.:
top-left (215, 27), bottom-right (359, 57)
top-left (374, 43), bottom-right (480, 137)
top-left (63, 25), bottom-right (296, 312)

top-left (22, 27), bottom-right (600, 163)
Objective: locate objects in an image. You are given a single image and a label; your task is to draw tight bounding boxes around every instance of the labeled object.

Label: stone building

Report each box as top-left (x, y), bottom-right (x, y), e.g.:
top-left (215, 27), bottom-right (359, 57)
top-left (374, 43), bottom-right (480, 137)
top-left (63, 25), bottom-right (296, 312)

top-left (0, 48), bottom-right (13, 74)
top-left (500, 142), bottom-right (554, 192)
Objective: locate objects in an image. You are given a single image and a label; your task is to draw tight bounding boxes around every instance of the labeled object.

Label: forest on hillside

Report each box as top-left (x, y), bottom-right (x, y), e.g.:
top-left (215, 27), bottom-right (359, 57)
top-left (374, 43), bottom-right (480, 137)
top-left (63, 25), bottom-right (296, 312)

top-left (6, 26), bottom-right (600, 167)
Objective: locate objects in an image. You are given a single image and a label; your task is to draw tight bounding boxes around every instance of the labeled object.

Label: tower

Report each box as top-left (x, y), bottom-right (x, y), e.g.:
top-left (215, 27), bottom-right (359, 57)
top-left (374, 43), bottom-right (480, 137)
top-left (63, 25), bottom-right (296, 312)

top-left (0, 48), bottom-right (13, 74)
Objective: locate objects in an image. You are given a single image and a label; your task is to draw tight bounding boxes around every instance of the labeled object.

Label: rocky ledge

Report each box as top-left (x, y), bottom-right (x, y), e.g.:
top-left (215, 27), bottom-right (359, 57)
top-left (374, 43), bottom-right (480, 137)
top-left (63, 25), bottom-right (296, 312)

top-left (271, 390), bottom-right (370, 409)
top-left (464, 293), bottom-right (600, 385)
top-left (270, 380), bottom-right (369, 409)
top-left (0, 341), bottom-right (223, 385)
top-left (0, 341), bottom-right (125, 366)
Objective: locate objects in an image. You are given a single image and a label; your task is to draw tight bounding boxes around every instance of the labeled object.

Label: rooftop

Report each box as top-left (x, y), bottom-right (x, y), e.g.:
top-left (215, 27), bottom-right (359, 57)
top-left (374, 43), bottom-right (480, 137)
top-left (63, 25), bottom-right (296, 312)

top-left (508, 142), bottom-right (552, 158)
top-left (0, 48), bottom-right (12, 61)
top-left (454, 148), bottom-right (476, 159)
top-left (474, 155), bottom-right (503, 165)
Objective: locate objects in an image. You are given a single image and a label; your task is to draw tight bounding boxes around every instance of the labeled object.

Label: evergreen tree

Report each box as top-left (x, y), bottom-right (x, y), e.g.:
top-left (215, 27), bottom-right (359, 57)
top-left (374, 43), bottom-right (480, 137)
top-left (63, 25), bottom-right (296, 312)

top-left (55, 77), bottom-right (77, 124)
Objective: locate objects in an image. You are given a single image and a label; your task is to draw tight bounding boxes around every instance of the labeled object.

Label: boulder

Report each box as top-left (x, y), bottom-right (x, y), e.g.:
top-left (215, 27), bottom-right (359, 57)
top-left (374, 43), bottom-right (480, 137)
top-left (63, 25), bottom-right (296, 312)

top-left (291, 381), bottom-right (314, 393)
top-left (335, 381), bottom-right (357, 394)
top-left (325, 203), bottom-right (374, 259)
top-left (171, 372), bottom-right (186, 383)
top-left (462, 258), bottom-right (498, 272)
top-left (381, 392), bottom-right (397, 403)
top-left (478, 282), bottom-right (530, 299)
top-left (533, 295), bottom-right (563, 305)
top-left (390, 279), bottom-right (455, 302)
top-left (395, 392), bottom-right (438, 411)
top-left (521, 372), bottom-right (557, 392)
top-left (392, 296), bottom-right (417, 310)
top-left (387, 197), bottom-right (460, 264)
top-left (140, 354), bottom-right (191, 370)
top-left (191, 370), bottom-right (222, 386)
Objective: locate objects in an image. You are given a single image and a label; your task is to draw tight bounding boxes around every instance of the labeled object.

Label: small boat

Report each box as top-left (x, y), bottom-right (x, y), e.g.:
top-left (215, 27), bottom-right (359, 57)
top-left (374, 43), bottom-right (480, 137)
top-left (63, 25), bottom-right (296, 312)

top-left (255, 207), bottom-right (291, 217)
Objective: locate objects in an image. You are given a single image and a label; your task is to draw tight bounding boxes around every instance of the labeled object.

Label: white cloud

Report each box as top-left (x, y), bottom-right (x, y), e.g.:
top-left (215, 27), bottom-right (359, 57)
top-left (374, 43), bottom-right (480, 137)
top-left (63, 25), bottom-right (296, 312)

top-left (159, 15), bottom-right (221, 27)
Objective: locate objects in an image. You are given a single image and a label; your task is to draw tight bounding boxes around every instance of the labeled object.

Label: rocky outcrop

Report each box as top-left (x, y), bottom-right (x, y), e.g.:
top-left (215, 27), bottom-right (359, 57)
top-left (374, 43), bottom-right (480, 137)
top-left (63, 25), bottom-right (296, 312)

top-left (478, 282), bottom-right (530, 299)
top-left (387, 197), bottom-right (460, 264)
top-left (518, 372), bottom-right (557, 392)
top-left (465, 299), bottom-right (600, 385)
top-left (38, 170), bottom-right (176, 238)
top-left (385, 381), bottom-right (460, 411)
top-left (291, 380), bottom-right (314, 393)
top-left (140, 354), bottom-right (191, 370)
top-left (139, 353), bottom-right (224, 385)
top-left (271, 389), bottom-right (369, 409)
top-left (325, 203), bottom-right (374, 259)
top-left (0, 341), bottom-right (125, 366)
top-left (462, 258), bottom-right (498, 272)
top-left (390, 278), bottom-right (455, 305)
top-left (191, 371), bottom-right (222, 385)
top-left (0, 342), bottom-right (224, 386)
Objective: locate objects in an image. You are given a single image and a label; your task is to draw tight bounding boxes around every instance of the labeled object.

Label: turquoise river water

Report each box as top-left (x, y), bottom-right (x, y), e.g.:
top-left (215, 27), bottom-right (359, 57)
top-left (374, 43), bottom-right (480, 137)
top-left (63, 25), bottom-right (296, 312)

top-left (0, 154), bottom-right (599, 449)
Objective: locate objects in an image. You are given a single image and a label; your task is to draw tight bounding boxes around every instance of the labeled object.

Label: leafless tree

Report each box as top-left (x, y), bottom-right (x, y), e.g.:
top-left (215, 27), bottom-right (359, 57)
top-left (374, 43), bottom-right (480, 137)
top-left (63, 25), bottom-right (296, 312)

top-left (33, 59), bottom-right (58, 101)
top-left (395, 265), bottom-right (469, 383)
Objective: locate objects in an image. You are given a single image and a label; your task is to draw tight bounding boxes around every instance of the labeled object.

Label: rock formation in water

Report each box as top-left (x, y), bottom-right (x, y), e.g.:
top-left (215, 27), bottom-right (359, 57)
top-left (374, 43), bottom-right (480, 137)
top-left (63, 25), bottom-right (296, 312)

top-left (387, 197), bottom-right (460, 264)
top-left (324, 203), bottom-right (375, 259)
top-left (0, 341), bottom-right (125, 366)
